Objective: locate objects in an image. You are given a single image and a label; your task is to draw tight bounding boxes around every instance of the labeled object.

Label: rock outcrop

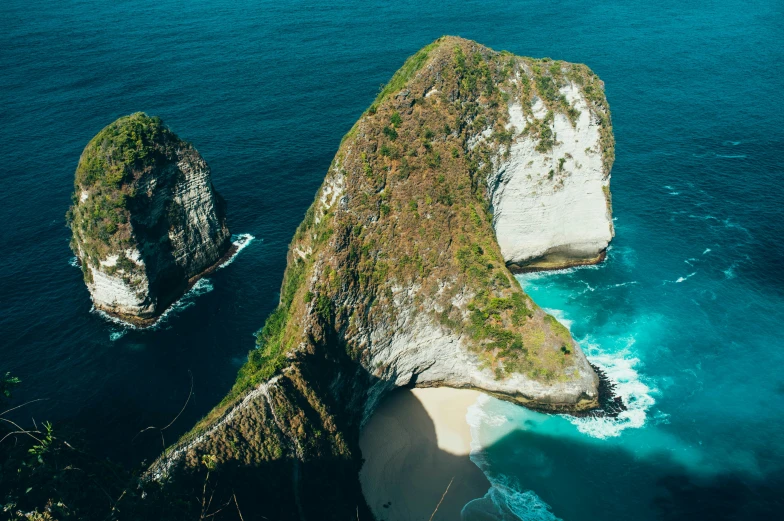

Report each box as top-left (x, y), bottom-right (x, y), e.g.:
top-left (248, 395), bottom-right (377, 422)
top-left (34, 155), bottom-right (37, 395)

top-left (67, 113), bottom-right (231, 325)
top-left (147, 37), bottom-right (615, 520)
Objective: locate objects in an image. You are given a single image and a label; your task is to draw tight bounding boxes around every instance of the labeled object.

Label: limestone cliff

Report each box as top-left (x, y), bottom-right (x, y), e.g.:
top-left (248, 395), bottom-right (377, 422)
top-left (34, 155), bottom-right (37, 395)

top-left (148, 37), bottom-right (615, 520)
top-left (489, 77), bottom-right (614, 271)
top-left (67, 113), bottom-right (231, 325)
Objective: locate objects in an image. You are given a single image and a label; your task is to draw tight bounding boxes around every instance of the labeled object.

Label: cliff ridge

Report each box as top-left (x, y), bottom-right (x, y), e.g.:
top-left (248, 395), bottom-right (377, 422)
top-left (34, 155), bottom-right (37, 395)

top-left (147, 37), bottom-right (616, 519)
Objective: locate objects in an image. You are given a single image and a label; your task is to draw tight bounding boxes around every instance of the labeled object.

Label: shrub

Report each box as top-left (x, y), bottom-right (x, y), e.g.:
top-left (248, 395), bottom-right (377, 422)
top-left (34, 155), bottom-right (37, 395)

top-left (382, 126), bottom-right (398, 140)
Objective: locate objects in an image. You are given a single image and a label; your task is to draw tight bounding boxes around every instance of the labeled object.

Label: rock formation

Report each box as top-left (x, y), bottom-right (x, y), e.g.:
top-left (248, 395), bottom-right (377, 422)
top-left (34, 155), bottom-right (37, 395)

top-left (147, 37), bottom-right (615, 519)
top-left (67, 113), bottom-right (231, 325)
top-left (489, 79), bottom-right (614, 271)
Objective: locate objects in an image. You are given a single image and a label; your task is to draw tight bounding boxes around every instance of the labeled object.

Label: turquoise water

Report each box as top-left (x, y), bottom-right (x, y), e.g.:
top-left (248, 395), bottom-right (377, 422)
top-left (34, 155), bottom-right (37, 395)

top-left (1, 0), bottom-right (782, 518)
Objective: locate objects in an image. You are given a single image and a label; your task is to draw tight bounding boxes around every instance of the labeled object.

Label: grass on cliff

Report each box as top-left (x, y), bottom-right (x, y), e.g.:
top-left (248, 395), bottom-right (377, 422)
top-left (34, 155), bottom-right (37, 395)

top-left (66, 112), bottom-right (179, 279)
top-left (181, 36), bottom-right (613, 444)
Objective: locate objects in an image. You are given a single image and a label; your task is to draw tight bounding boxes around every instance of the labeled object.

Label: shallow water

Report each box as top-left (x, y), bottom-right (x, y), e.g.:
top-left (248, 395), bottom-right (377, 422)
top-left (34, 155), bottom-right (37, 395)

top-left (1, 0), bottom-right (782, 517)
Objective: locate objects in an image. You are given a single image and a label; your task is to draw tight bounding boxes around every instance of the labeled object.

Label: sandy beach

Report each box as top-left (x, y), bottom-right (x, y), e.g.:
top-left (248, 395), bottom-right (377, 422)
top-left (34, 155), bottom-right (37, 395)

top-left (359, 387), bottom-right (489, 521)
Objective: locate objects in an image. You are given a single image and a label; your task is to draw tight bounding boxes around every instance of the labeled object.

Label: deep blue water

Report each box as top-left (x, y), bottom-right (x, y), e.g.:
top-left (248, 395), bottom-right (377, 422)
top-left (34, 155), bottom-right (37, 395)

top-left (1, 0), bottom-right (782, 519)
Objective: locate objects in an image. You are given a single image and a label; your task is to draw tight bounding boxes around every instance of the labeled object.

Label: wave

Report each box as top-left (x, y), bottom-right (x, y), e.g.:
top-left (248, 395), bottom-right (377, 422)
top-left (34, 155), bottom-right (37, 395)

top-left (607, 281), bottom-right (638, 289)
top-left (724, 263), bottom-right (737, 279)
top-left (722, 140), bottom-right (741, 146)
top-left (89, 232), bottom-right (254, 332)
top-left (565, 342), bottom-right (657, 438)
top-left (675, 272), bottom-right (696, 283)
top-left (543, 307), bottom-right (574, 330)
top-left (715, 154), bottom-right (746, 159)
top-left (466, 396), bottom-right (562, 521)
top-left (461, 475), bottom-right (562, 521)
top-left (69, 256), bottom-right (80, 268)
top-left (219, 233), bottom-right (255, 268)
top-left (91, 277), bottom-right (215, 333)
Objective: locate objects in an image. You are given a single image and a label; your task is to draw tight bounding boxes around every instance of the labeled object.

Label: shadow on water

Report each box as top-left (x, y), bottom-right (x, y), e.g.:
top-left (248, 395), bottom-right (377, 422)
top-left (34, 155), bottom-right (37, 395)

top-left (3, 347), bottom-right (782, 521)
top-left (162, 383), bottom-right (782, 521)
top-left (475, 426), bottom-right (784, 521)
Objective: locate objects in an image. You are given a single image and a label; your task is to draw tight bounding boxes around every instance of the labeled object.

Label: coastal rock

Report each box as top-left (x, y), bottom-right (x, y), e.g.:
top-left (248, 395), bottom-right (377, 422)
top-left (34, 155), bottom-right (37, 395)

top-left (147, 37), bottom-right (615, 519)
top-left (67, 113), bottom-right (231, 325)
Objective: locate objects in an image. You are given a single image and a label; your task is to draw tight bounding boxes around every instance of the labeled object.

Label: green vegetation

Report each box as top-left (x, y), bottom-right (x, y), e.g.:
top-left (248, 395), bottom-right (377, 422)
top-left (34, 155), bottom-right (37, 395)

top-left (1, 371), bottom-right (20, 403)
top-left (370, 39), bottom-right (441, 110)
top-left (229, 258), bottom-right (306, 403)
top-left (183, 35), bottom-right (611, 448)
top-left (66, 113), bottom-right (181, 281)
top-left (1, 375), bottom-right (217, 520)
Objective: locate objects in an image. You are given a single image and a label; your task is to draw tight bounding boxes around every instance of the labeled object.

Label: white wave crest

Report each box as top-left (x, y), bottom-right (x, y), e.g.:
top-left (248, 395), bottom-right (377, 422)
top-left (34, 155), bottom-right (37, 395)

top-left (566, 342), bottom-right (657, 439)
top-left (462, 476), bottom-right (562, 521)
top-left (91, 232), bottom-right (254, 330)
top-left (543, 307), bottom-right (574, 330)
top-left (607, 281), bottom-right (638, 289)
top-left (675, 272), bottom-right (696, 283)
top-left (219, 233), bottom-right (255, 268)
top-left (91, 277), bottom-right (215, 331)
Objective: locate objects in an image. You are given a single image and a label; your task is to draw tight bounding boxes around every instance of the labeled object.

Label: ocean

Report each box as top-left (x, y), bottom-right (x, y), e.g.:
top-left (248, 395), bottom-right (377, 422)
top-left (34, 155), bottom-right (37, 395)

top-left (1, 0), bottom-right (782, 519)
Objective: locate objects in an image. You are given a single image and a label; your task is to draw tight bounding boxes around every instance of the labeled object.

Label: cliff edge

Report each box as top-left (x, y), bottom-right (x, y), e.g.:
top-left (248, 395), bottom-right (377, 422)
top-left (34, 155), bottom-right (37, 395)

top-left (67, 113), bottom-right (232, 325)
top-left (148, 37), bottom-right (615, 519)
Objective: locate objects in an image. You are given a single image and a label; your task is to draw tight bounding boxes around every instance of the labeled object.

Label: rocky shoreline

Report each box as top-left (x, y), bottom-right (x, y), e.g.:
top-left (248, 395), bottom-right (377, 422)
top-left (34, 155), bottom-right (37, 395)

top-left (507, 249), bottom-right (608, 274)
top-left (571, 363), bottom-right (628, 418)
top-left (89, 240), bottom-right (238, 328)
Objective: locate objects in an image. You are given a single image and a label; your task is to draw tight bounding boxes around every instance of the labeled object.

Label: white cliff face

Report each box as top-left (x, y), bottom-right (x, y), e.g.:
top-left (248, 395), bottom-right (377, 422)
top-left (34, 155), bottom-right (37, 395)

top-left (167, 150), bottom-right (232, 277)
top-left (87, 247), bottom-right (153, 317)
top-left (487, 82), bottom-right (613, 270)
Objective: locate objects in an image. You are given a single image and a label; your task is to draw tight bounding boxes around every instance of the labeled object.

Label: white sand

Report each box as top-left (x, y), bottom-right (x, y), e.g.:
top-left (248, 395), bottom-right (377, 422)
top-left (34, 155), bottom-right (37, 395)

top-left (359, 388), bottom-right (489, 521)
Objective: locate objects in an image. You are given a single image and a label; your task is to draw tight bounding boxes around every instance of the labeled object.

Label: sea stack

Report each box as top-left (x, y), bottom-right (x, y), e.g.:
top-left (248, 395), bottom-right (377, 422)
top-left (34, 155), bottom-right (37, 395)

top-left (67, 113), bottom-right (231, 325)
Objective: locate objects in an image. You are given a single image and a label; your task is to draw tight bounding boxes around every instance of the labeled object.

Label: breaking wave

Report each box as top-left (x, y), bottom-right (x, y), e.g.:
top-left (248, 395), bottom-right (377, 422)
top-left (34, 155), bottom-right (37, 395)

top-left (219, 233), bottom-right (255, 268)
top-left (461, 475), bottom-right (562, 521)
top-left (87, 233), bottom-right (254, 333)
top-left (675, 272), bottom-right (697, 283)
top-left (565, 339), bottom-right (657, 438)
top-left (91, 277), bottom-right (215, 333)
top-left (465, 395), bottom-right (562, 521)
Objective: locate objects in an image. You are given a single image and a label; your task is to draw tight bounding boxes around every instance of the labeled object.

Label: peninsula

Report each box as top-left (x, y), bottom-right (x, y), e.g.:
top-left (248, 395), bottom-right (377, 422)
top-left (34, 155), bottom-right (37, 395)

top-left (147, 36), bottom-right (615, 519)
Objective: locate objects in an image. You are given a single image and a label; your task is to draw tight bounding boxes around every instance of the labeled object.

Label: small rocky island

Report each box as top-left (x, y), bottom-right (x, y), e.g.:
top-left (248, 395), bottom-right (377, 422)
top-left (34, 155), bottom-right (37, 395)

top-left (142, 37), bottom-right (617, 519)
top-left (67, 113), bottom-right (231, 325)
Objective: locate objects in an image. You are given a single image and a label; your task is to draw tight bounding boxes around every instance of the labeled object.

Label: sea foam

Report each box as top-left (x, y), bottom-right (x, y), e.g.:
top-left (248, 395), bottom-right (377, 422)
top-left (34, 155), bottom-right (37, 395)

top-left (84, 233), bottom-right (255, 335)
top-left (566, 339), bottom-right (657, 438)
top-left (461, 475), bottom-right (562, 521)
top-left (466, 395), bottom-right (562, 521)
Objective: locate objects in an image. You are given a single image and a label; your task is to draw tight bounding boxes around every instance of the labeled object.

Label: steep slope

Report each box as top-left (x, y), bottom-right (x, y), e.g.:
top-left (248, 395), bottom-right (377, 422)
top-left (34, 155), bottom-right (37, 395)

top-left (148, 37), bottom-right (615, 519)
top-left (67, 113), bottom-right (232, 325)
